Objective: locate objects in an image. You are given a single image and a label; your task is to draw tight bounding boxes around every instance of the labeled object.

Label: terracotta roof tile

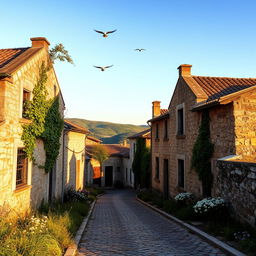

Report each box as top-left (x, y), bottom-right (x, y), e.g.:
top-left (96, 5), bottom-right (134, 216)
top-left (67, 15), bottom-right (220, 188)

top-left (192, 76), bottom-right (256, 101)
top-left (160, 109), bottom-right (168, 115)
top-left (64, 120), bottom-right (90, 134)
top-left (87, 136), bottom-right (102, 143)
top-left (86, 144), bottom-right (129, 158)
top-left (0, 47), bottom-right (41, 75)
top-left (0, 48), bottom-right (29, 68)
top-left (128, 128), bottom-right (151, 139)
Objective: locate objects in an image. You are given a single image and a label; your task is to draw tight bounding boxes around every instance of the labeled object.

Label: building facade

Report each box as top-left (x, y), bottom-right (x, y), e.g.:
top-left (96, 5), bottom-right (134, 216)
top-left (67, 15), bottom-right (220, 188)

top-left (127, 129), bottom-right (151, 188)
top-left (64, 120), bottom-right (89, 191)
top-left (149, 64), bottom-right (256, 198)
top-left (0, 37), bottom-right (65, 216)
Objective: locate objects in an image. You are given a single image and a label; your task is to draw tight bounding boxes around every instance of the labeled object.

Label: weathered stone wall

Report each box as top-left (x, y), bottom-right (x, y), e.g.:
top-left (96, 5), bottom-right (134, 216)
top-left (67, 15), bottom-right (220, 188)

top-left (0, 46), bottom-right (65, 217)
top-left (216, 160), bottom-right (256, 226)
top-left (103, 157), bottom-right (123, 186)
top-left (151, 117), bottom-right (171, 194)
top-left (233, 91), bottom-right (256, 157)
top-left (167, 77), bottom-right (202, 197)
top-left (64, 131), bottom-right (86, 190)
top-left (152, 76), bottom-right (251, 199)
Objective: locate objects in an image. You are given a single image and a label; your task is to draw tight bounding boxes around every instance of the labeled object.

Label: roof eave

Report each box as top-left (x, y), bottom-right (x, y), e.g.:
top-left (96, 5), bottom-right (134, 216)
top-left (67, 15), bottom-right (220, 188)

top-left (147, 113), bottom-right (169, 123)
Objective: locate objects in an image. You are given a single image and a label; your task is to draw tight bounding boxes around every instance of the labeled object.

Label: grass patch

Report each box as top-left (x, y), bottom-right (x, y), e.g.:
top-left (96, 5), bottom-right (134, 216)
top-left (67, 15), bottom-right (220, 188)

top-left (0, 198), bottom-right (91, 255)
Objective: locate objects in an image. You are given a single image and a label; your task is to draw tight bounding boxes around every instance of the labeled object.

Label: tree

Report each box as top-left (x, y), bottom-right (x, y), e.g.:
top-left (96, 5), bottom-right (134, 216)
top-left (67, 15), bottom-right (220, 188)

top-left (49, 44), bottom-right (74, 65)
top-left (132, 138), bottom-right (151, 189)
top-left (91, 144), bottom-right (109, 187)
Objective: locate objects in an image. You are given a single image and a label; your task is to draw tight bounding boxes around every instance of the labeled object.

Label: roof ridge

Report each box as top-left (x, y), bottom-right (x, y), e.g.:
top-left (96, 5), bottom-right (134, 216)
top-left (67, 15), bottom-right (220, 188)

top-left (192, 75), bottom-right (256, 80)
top-left (0, 47), bottom-right (30, 51)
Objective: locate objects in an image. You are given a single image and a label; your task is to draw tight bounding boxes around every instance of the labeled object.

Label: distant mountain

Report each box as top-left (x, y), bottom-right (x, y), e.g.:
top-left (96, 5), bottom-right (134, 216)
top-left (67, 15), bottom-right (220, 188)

top-left (66, 118), bottom-right (149, 144)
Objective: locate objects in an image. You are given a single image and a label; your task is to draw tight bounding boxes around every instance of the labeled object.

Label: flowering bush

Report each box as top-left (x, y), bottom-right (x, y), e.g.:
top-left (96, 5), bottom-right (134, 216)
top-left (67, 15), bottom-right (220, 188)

top-left (193, 197), bottom-right (225, 216)
top-left (22, 215), bottom-right (49, 235)
top-left (64, 187), bottom-right (88, 202)
top-left (175, 192), bottom-right (193, 202)
top-left (234, 231), bottom-right (251, 241)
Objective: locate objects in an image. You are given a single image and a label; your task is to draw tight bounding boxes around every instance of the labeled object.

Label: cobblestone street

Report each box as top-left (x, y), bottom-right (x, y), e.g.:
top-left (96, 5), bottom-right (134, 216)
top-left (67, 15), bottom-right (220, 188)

top-left (78, 190), bottom-right (226, 256)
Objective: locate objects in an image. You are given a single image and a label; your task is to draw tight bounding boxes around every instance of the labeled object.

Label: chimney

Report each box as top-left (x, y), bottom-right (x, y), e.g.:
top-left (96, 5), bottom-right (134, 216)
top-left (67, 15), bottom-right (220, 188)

top-left (152, 101), bottom-right (161, 118)
top-left (30, 37), bottom-right (50, 50)
top-left (178, 64), bottom-right (192, 77)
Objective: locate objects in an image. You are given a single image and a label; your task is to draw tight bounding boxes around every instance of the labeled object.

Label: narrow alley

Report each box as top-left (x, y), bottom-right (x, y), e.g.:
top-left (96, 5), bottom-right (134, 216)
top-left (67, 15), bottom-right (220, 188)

top-left (78, 190), bottom-right (226, 256)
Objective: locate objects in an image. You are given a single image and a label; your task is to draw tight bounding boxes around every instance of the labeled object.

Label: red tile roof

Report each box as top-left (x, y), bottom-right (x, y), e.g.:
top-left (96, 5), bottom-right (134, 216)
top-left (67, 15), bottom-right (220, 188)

top-left (87, 136), bottom-right (102, 143)
top-left (64, 120), bottom-right (90, 134)
top-left (128, 128), bottom-right (151, 139)
top-left (190, 76), bottom-right (256, 101)
top-left (0, 48), bottom-right (29, 68)
top-left (160, 109), bottom-right (168, 115)
top-left (86, 144), bottom-right (129, 158)
top-left (0, 47), bottom-right (41, 75)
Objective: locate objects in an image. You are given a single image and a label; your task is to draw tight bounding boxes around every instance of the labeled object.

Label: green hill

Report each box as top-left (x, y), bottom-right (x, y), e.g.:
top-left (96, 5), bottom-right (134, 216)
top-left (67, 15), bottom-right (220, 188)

top-left (66, 118), bottom-right (148, 144)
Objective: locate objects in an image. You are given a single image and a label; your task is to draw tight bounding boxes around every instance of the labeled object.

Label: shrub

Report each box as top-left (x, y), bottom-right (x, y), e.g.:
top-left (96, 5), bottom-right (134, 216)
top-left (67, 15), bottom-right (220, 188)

top-left (174, 192), bottom-right (195, 207)
top-left (193, 197), bottom-right (226, 220)
top-left (239, 238), bottom-right (256, 253)
top-left (64, 187), bottom-right (88, 202)
top-left (163, 199), bottom-right (177, 214)
top-left (176, 205), bottom-right (196, 221)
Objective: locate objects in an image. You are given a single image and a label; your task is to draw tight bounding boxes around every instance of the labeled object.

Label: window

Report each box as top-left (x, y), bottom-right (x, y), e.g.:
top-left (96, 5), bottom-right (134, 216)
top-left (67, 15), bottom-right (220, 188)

top-left (176, 104), bottom-right (185, 135)
top-left (155, 157), bottom-right (159, 179)
top-left (178, 159), bottom-right (185, 188)
top-left (16, 148), bottom-right (28, 188)
top-left (155, 123), bottom-right (159, 139)
top-left (164, 119), bottom-right (168, 139)
top-left (22, 89), bottom-right (30, 118)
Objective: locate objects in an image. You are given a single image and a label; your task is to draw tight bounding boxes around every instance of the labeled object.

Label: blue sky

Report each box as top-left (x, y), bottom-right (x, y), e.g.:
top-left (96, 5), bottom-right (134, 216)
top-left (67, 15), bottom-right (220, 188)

top-left (2, 0), bottom-right (256, 125)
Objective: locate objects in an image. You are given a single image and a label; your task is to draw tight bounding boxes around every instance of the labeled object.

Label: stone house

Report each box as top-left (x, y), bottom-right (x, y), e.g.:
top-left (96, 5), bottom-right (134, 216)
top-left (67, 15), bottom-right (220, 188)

top-left (84, 136), bottom-right (102, 186)
top-left (148, 106), bottom-right (170, 197)
top-left (86, 144), bottom-right (129, 187)
top-left (149, 64), bottom-right (256, 200)
top-left (64, 120), bottom-right (89, 191)
top-left (127, 128), bottom-right (151, 188)
top-left (0, 37), bottom-right (65, 216)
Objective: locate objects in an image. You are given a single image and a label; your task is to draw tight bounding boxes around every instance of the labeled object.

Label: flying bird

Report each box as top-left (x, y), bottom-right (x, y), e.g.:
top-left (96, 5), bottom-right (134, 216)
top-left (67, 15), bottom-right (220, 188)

top-left (134, 48), bottom-right (146, 52)
top-left (94, 29), bottom-right (117, 37)
top-left (93, 65), bottom-right (113, 71)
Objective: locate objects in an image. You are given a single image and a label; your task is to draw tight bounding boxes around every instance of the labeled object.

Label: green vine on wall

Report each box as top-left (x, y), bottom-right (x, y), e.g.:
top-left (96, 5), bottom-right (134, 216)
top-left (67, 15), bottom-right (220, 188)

top-left (191, 110), bottom-right (214, 197)
top-left (21, 62), bottom-right (63, 173)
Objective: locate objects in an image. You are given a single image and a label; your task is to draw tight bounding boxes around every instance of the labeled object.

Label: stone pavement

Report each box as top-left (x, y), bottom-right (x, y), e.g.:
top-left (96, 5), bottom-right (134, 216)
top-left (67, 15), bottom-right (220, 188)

top-left (78, 190), bottom-right (226, 256)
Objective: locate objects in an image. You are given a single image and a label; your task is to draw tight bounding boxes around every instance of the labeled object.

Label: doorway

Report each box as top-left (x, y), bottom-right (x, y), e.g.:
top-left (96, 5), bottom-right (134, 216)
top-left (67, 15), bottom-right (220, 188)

top-left (105, 166), bottom-right (113, 187)
top-left (163, 159), bottom-right (169, 199)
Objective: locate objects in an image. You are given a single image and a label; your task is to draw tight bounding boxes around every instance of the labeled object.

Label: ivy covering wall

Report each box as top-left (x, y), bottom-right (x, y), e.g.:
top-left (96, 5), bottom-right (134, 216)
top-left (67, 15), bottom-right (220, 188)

top-left (22, 62), bottom-right (63, 173)
top-left (191, 110), bottom-right (214, 197)
top-left (132, 138), bottom-right (151, 188)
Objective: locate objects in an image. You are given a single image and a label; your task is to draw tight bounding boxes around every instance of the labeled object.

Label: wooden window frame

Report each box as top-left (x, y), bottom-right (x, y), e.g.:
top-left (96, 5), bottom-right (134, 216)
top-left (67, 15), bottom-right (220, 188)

top-left (16, 148), bottom-right (28, 188)
top-left (22, 89), bottom-right (31, 118)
